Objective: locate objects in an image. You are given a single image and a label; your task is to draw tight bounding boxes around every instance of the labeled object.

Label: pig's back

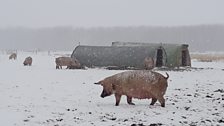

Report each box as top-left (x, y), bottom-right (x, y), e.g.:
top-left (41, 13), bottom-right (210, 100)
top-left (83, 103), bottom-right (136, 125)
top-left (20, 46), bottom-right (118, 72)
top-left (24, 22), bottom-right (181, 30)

top-left (113, 70), bottom-right (160, 84)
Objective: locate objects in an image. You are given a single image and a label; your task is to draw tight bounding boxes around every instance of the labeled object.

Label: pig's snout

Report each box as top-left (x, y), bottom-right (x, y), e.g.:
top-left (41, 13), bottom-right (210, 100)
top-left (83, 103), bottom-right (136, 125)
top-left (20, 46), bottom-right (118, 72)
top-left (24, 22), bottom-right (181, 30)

top-left (100, 90), bottom-right (110, 98)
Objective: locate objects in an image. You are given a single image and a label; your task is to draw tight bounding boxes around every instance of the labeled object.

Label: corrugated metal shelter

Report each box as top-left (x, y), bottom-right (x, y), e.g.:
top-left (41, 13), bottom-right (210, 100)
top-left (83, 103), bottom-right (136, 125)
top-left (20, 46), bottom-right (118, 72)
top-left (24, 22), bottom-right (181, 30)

top-left (71, 42), bottom-right (191, 69)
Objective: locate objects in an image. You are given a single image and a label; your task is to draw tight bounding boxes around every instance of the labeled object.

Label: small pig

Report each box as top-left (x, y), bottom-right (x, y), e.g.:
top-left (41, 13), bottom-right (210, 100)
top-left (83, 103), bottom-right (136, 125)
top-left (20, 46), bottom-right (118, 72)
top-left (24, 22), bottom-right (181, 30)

top-left (9, 53), bottom-right (17, 60)
top-left (94, 70), bottom-right (169, 107)
top-left (23, 56), bottom-right (32, 66)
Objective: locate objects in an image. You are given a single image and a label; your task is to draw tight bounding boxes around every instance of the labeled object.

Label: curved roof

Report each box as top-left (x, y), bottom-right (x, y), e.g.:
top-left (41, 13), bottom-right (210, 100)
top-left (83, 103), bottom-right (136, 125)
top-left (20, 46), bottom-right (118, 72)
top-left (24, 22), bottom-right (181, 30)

top-left (71, 45), bottom-right (156, 68)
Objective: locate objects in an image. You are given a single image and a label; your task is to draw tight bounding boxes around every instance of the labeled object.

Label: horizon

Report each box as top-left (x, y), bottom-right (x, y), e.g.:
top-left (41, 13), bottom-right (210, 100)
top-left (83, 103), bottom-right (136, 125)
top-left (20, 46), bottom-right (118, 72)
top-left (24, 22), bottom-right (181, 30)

top-left (0, 25), bottom-right (223, 52)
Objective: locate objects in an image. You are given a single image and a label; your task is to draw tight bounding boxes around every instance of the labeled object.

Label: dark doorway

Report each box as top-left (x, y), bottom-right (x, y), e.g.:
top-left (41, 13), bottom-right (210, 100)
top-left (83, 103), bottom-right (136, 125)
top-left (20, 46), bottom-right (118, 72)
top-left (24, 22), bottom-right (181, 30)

top-left (156, 49), bottom-right (163, 67)
top-left (182, 50), bottom-right (187, 66)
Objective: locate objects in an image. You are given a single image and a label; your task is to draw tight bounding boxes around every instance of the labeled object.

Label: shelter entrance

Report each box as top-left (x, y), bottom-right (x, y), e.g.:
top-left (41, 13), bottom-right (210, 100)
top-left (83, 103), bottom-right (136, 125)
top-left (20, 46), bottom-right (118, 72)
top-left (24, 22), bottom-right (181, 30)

top-left (182, 50), bottom-right (187, 66)
top-left (156, 49), bottom-right (163, 67)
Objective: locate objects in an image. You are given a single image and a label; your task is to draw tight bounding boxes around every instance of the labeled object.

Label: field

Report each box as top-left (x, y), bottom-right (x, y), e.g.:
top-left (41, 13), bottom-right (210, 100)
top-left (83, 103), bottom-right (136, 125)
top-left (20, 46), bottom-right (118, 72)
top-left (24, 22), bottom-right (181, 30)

top-left (191, 52), bottom-right (224, 62)
top-left (0, 51), bottom-right (224, 126)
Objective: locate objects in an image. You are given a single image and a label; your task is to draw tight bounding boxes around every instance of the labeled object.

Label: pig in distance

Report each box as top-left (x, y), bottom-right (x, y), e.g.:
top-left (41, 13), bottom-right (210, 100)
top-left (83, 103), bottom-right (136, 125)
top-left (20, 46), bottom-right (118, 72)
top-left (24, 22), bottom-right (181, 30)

top-left (23, 56), bottom-right (32, 66)
top-left (9, 53), bottom-right (17, 60)
top-left (55, 57), bottom-right (81, 69)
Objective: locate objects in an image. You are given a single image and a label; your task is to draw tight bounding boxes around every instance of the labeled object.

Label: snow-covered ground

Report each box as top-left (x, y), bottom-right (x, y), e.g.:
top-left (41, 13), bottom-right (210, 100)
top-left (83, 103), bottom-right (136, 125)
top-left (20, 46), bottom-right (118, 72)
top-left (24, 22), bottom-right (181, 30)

top-left (0, 51), bottom-right (224, 126)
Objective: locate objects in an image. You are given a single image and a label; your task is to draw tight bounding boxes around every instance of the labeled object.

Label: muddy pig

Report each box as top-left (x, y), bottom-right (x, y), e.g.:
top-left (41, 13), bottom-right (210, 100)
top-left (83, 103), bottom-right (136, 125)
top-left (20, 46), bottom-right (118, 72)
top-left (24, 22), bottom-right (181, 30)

top-left (94, 70), bottom-right (169, 107)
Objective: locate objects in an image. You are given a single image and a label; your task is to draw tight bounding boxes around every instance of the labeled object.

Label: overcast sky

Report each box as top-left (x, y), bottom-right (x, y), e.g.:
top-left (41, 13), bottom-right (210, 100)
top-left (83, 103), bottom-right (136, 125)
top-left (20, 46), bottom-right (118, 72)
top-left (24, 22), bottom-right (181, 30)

top-left (0, 0), bottom-right (224, 28)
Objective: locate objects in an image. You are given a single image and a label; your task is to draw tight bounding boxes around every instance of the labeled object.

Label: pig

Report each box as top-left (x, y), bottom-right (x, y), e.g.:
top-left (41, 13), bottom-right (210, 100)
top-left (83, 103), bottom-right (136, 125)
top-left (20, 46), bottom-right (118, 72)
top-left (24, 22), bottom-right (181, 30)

top-left (23, 56), bottom-right (32, 66)
top-left (94, 70), bottom-right (169, 107)
top-left (55, 57), bottom-right (81, 69)
top-left (9, 53), bottom-right (17, 60)
top-left (144, 57), bottom-right (154, 70)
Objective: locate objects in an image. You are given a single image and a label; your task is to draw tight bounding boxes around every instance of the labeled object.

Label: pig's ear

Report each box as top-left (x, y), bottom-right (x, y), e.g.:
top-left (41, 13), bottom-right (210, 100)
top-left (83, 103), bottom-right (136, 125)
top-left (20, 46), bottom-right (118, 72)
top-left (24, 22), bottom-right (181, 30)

top-left (94, 81), bottom-right (102, 85)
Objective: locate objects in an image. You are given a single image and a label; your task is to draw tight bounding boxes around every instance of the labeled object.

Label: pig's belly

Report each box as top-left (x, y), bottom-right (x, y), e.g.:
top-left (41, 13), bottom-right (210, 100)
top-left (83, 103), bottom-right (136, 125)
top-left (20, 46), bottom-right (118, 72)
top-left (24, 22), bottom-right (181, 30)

top-left (124, 89), bottom-right (152, 99)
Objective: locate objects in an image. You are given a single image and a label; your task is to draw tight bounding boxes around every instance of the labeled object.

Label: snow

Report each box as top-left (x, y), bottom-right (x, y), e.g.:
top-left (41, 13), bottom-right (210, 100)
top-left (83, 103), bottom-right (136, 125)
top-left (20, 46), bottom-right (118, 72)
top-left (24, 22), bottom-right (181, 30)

top-left (0, 51), bottom-right (224, 126)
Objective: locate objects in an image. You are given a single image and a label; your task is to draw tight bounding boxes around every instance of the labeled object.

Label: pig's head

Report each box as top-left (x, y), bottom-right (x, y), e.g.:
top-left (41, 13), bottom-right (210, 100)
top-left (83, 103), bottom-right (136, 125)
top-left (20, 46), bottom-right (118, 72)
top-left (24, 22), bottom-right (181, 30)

top-left (71, 59), bottom-right (81, 67)
top-left (94, 79), bottom-right (114, 98)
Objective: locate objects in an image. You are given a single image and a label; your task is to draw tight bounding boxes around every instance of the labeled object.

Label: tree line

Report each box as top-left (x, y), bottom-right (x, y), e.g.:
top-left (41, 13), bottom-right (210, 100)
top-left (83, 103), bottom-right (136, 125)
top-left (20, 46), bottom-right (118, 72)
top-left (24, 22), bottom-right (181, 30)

top-left (0, 24), bottom-right (223, 52)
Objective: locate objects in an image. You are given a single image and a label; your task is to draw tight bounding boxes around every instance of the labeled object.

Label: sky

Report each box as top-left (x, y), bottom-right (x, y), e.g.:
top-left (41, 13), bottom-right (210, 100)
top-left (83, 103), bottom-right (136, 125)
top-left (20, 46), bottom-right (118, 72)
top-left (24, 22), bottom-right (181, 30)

top-left (0, 0), bottom-right (224, 28)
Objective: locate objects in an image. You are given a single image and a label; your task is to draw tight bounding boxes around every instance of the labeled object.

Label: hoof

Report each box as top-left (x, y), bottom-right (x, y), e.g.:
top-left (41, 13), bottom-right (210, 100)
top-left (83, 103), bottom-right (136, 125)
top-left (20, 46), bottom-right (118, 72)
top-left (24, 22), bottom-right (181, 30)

top-left (128, 102), bottom-right (135, 105)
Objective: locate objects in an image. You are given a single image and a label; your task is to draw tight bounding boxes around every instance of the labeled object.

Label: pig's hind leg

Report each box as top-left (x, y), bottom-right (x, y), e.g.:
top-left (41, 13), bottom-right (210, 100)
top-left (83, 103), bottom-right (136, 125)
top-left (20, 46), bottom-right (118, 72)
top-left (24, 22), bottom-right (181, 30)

top-left (158, 96), bottom-right (165, 107)
top-left (127, 96), bottom-right (135, 105)
top-left (150, 98), bottom-right (157, 105)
